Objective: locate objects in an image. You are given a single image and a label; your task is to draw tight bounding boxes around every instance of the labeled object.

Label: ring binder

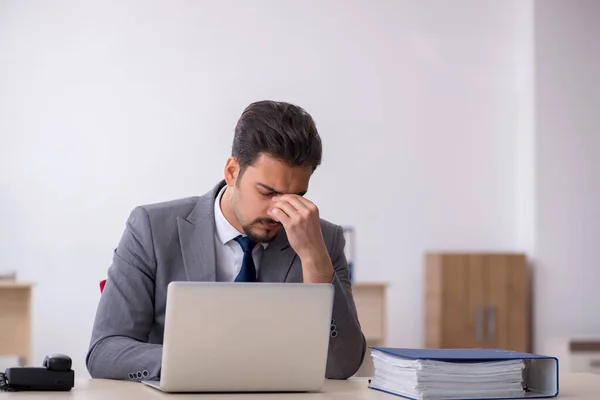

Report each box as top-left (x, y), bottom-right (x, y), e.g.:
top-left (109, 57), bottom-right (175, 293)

top-left (367, 347), bottom-right (559, 400)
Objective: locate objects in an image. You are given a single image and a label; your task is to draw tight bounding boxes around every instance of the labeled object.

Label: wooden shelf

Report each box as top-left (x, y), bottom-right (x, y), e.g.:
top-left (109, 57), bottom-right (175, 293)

top-left (0, 281), bottom-right (35, 289)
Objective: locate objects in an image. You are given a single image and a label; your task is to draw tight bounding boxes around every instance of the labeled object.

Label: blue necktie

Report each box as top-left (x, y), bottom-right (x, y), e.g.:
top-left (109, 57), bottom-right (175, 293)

top-left (234, 235), bottom-right (257, 282)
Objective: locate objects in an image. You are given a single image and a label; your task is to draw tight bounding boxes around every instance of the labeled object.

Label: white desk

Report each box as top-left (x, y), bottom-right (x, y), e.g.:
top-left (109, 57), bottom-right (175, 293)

top-left (2, 375), bottom-right (599, 399)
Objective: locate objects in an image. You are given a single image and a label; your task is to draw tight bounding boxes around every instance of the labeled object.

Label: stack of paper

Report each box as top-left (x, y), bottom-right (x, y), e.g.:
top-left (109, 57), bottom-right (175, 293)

top-left (369, 348), bottom-right (527, 400)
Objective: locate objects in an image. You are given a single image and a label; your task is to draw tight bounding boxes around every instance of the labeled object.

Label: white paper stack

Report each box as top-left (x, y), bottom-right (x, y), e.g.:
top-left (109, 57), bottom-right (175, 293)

top-left (369, 349), bottom-right (526, 400)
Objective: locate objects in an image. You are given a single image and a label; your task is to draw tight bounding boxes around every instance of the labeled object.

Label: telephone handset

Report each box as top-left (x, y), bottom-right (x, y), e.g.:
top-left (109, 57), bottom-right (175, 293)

top-left (0, 354), bottom-right (74, 391)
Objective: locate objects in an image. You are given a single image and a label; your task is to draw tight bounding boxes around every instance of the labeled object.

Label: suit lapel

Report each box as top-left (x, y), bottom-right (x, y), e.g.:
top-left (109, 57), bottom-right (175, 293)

top-left (177, 181), bottom-right (224, 282)
top-left (259, 229), bottom-right (298, 282)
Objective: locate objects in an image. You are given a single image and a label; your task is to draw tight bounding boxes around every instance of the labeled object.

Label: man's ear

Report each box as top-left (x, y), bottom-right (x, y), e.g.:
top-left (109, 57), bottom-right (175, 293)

top-left (224, 157), bottom-right (239, 186)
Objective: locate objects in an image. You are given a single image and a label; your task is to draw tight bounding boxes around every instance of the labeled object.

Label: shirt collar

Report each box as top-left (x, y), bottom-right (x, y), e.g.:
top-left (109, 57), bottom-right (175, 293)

top-left (214, 185), bottom-right (243, 245)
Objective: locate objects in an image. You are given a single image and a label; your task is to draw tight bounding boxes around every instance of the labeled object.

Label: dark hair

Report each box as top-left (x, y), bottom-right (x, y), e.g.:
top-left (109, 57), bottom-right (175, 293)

top-left (232, 100), bottom-right (322, 173)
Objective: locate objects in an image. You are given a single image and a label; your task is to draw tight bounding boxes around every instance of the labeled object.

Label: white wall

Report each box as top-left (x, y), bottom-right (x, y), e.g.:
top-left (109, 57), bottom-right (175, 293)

top-left (1, 0), bottom-right (529, 376)
top-left (534, 0), bottom-right (600, 352)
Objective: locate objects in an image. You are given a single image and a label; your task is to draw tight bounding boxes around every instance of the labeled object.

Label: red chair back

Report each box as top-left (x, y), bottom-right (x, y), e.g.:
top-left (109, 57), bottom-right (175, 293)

top-left (99, 279), bottom-right (106, 293)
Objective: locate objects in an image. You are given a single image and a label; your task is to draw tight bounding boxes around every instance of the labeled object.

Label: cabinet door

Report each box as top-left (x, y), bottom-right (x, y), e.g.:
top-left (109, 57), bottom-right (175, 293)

top-left (466, 254), bottom-right (488, 347)
top-left (485, 254), bottom-right (529, 352)
top-left (424, 254), bottom-right (444, 348)
top-left (438, 254), bottom-right (486, 348)
top-left (505, 254), bottom-right (529, 352)
top-left (485, 255), bottom-right (508, 349)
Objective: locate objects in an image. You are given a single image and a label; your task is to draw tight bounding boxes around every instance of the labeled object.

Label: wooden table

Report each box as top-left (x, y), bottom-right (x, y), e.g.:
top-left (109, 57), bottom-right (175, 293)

top-left (0, 282), bottom-right (33, 366)
top-left (2, 374), bottom-right (599, 398)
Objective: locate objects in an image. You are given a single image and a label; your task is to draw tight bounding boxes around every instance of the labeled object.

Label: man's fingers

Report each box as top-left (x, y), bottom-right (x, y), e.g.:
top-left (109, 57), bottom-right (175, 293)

top-left (278, 196), bottom-right (310, 216)
top-left (271, 200), bottom-right (298, 220)
top-left (269, 208), bottom-right (290, 225)
top-left (274, 194), bottom-right (317, 215)
top-left (267, 210), bottom-right (281, 222)
top-left (294, 196), bottom-right (317, 212)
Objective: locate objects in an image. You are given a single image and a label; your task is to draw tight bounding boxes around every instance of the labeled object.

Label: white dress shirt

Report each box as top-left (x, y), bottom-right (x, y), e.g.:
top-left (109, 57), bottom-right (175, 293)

top-left (213, 185), bottom-right (266, 281)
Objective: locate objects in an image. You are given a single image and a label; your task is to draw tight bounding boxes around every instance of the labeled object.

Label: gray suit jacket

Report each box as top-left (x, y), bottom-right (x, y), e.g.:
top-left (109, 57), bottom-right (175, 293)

top-left (86, 181), bottom-right (366, 381)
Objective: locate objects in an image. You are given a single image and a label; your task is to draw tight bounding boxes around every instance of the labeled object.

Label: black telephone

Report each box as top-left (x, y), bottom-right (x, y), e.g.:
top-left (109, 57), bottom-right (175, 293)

top-left (0, 354), bottom-right (74, 391)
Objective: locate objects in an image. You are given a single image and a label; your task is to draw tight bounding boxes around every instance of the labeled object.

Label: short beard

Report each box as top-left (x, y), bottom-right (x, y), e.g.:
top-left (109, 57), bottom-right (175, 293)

top-left (241, 218), bottom-right (281, 244)
top-left (231, 201), bottom-right (281, 243)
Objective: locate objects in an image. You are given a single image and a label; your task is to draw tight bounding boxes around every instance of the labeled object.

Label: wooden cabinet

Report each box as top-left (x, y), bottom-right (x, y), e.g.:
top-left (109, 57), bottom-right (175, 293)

top-left (354, 283), bottom-right (387, 344)
top-left (424, 253), bottom-right (530, 352)
top-left (0, 281), bottom-right (33, 366)
top-left (352, 282), bottom-right (387, 377)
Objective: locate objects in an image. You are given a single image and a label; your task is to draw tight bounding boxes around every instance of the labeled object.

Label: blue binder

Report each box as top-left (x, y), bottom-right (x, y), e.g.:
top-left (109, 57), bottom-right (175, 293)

top-left (368, 347), bottom-right (559, 400)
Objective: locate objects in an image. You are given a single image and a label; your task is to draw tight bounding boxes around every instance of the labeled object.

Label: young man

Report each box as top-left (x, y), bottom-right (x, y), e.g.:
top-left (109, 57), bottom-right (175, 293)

top-left (86, 100), bottom-right (366, 381)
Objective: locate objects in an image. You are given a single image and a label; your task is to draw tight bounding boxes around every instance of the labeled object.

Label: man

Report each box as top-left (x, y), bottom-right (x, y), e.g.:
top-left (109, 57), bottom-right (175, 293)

top-left (86, 100), bottom-right (366, 381)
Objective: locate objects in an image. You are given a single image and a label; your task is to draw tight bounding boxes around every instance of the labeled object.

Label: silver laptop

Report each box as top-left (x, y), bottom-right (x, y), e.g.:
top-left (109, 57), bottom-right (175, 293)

top-left (142, 281), bottom-right (334, 393)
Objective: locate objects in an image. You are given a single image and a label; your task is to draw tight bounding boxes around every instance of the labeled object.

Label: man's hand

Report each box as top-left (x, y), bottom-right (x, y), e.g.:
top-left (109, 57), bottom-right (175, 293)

top-left (268, 195), bottom-right (334, 283)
